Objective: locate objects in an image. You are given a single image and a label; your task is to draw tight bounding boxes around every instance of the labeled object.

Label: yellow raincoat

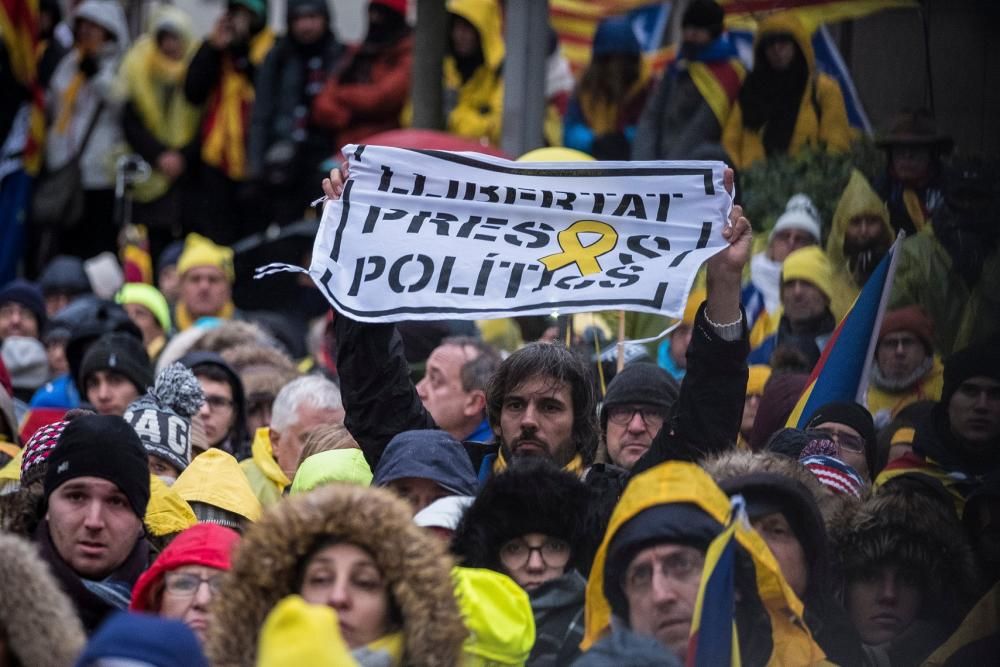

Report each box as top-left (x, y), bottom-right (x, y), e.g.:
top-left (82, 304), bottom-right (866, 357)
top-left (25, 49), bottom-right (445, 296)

top-left (144, 474), bottom-right (197, 537)
top-left (443, 0), bottom-right (561, 147)
top-left (825, 169), bottom-right (893, 319)
top-left (722, 13), bottom-right (851, 169)
top-left (239, 427), bottom-right (290, 506)
top-left (174, 447), bottom-right (262, 522)
top-left (581, 461), bottom-right (827, 665)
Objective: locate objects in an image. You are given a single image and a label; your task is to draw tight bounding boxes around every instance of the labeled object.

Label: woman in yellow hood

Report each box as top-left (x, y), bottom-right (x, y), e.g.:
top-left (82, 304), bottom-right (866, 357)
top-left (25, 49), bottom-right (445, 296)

top-left (723, 13), bottom-right (851, 169)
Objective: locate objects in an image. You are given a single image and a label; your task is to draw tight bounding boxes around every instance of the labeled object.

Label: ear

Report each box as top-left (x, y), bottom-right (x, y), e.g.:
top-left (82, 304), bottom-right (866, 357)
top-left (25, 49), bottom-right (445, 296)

top-left (463, 389), bottom-right (487, 418)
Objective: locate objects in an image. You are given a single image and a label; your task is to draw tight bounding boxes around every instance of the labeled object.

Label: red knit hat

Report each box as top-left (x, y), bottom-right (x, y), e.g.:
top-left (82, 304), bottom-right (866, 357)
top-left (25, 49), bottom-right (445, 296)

top-left (20, 418), bottom-right (69, 486)
top-left (879, 305), bottom-right (934, 353)
top-left (130, 523), bottom-right (241, 611)
top-left (371, 0), bottom-right (407, 16)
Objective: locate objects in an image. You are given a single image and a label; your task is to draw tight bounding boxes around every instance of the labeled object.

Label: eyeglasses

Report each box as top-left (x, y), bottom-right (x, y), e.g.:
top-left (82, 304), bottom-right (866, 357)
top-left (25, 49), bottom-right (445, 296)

top-left (203, 395), bottom-right (235, 411)
top-left (878, 335), bottom-right (921, 352)
top-left (621, 550), bottom-right (704, 595)
top-left (606, 405), bottom-right (667, 429)
top-left (812, 428), bottom-right (865, 453)
top-left (163, 572), bottom-right (223, 597)
top-left (499, 538), bottom-right (571, 570)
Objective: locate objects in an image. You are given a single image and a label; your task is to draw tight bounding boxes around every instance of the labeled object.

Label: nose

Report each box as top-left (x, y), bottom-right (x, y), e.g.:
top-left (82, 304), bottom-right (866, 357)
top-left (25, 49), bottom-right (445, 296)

top-left (650, 568), bottom-right (680, 605)
top-left (415, 377), bottom-right (429, 400)
top-left (192, 581), bottom-right (213, 608)
top-left (525, 549), bottom-right (546, 572)
top-left (876, 573), bottom-right (899, 603)
top-left (521, 403), bottom-right (539, 429)
top-left (326, 578), bottom-right (352, 611)
top-left (627, 411), bottom-right (646, 432)
top-left (198, 400), bottom-right (211, 418)
top-left (83, 500), bottom-right (105, 531)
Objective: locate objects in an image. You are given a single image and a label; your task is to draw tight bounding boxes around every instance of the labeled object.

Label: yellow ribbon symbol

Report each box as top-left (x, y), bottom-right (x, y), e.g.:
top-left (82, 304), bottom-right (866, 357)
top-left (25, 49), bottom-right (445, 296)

top-left (539, 220), bottom-right (618, 276)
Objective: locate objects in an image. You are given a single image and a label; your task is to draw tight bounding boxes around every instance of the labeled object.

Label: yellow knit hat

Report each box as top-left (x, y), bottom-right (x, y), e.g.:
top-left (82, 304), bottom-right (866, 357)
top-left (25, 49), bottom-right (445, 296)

top-left (176, 233), bottom-right (235, 283)
top-left (747, 364), bottom-right (772, 397)
top-left (781, 245), bottom-right (833, 303)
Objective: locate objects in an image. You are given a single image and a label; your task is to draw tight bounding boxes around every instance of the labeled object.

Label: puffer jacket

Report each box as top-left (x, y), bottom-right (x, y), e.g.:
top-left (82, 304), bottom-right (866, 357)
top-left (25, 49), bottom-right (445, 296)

top-left (0, 532), bottom-right (87, 667)
top-left (722, 12), bottom-right (851, 169)
top-left (825, 169), bottom-right (894, 319)
top-left (45, 0), bottom-right (131, 189)
top-left (204, 484), bottom-right (467, 666)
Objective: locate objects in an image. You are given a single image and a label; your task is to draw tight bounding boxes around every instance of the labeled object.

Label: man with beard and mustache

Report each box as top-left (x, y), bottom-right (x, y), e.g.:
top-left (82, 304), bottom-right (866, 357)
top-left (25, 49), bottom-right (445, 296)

top-left (722, 12), bottom-right (850, 169)
top-left (826, 169), bottom-right (894, 319)
top-left (866, 306), bottom-right (943, 429)
top-left (248, 0), bottom-right (343, 226)
top-left (312, 0), bottom-right (413, 148)
top-left (634, 0), bottom-right (745, 161)
top-left (889, 158), bottom-right (1000, 356)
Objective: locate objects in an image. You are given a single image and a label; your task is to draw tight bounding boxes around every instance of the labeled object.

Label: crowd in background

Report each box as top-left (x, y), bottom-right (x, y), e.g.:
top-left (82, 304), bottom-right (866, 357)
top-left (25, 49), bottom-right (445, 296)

top-left (0, 0), bottom-right (999, 665)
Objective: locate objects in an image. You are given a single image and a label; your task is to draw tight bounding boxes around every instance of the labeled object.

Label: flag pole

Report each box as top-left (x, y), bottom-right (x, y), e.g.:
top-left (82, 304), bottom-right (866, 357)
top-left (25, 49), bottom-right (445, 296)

top-left (855, 231), bottom-right (906, 403)
top-left (616, 310), bottom-right (626, 373)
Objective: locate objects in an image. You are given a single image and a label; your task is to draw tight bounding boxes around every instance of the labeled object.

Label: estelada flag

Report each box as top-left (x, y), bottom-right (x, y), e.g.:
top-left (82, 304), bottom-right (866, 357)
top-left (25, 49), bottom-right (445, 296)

top-left (686, 497), bottom-right (744, 667)
top-left (0, 0), bottom-right (45, 175)
top-left (786, 234), bottom-right (904, 429)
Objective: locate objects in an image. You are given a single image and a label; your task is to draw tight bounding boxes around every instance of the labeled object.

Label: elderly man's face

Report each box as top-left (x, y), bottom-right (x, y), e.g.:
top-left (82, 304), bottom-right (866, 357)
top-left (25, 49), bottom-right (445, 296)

top-left (876, 332), bottom-right (928, 382)
top-left (0, 301), bottom-right (39, 338)
top-left (623, 543), bottom-right (704, 659)
top-left (948, 377), bottom-right (1000, 446)
top-left (180, 267), bottom-right (230, 319)
top-left (605, 405), bottom-right (667, 470)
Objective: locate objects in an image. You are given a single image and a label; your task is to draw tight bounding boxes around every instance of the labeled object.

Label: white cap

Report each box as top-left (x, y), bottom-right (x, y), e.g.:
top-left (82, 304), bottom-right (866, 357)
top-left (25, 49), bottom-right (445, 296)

top-left (769, 193), bottom-right (822, 243)
top-left (83, 252), bottom-right (125, 300)
top-left (413, 495), bottom-right (475, 530)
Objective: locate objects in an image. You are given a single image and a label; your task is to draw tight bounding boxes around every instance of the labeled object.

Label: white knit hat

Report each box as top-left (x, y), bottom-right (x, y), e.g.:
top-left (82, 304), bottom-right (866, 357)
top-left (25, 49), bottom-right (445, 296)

top-left (769, 193), bottom-right (822, 242)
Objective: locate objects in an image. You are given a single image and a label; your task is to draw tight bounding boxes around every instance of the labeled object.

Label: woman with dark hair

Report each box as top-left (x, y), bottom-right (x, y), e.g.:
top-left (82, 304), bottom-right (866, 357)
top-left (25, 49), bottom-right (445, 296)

top-left (723, 12), bottom-right (850, 169)
top-left (563, 16), bottom-right (651, 160)
top-left (205, 483), bottom-right (466, 666)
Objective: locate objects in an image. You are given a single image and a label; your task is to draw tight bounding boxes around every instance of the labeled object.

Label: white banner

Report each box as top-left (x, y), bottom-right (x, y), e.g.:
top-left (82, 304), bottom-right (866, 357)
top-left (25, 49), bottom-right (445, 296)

top-left (306, 144), bottom-right (732, 322)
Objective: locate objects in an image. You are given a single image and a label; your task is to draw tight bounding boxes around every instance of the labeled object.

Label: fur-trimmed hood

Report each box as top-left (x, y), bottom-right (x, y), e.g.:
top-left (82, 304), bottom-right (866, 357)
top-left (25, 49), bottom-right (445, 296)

top-left (451, 458), bottom-right (595, 575)
top-left (701, 448), bottom-right (858, 527)
top-left (0, 532), bottom-right (86, 667)
top-left (205, 484), bottom-right (467, 667)
top-left (830, 486), bottom-right (982, 625)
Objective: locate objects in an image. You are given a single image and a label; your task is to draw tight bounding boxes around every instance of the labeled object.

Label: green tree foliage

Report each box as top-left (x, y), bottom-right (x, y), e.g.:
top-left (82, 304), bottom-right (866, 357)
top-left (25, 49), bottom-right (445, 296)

top-left (739, 139), bottom-right (885, 243)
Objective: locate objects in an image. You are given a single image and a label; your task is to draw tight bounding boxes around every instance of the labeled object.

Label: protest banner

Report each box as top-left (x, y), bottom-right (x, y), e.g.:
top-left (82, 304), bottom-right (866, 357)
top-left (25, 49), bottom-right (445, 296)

top-left (260, 145), bottom-right (733, 323)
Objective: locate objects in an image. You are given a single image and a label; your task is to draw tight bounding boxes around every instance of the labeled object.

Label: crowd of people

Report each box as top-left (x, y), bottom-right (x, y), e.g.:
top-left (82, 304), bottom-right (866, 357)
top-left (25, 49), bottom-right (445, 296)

top-left (0, 0), bottom-right (999, 665)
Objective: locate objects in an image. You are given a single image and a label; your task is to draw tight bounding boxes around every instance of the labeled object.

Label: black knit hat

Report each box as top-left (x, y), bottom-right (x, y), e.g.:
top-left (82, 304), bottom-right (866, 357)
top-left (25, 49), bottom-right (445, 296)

top-left (941, 339), bottom-right (1000, 408)
top-left (682, 0), bottom-right (724, 38)
top-left (44, 414), bottom-right (151, 518)
top-left (0, 279), bottom-right (46, 331)
top-left (805, 401), bottom-right (877, 475)
top-left (79, 332), bottom-right (154, 396)
top-left (600, 362), bottom-right (680, 432)
top-left (124, 363), bottom-right (205, 474)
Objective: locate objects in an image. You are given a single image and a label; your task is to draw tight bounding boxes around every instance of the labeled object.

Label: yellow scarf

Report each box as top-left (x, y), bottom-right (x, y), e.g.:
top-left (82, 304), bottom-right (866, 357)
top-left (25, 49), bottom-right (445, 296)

top-left (174, 299), bottom-right (235, 331)
top-left (55, 49), bottom-right (89, 134)
top-left (201, 28), bottom-right (274, 180)
top-left (494, 450), bottom-right (585, 476)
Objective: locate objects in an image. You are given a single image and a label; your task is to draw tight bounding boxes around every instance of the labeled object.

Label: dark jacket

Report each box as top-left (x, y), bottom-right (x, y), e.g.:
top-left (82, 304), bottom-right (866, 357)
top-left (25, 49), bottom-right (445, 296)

top-left (571, 625), bottom-right (682, 666)
top-left (629, 304), bottom-right (750, 475)
top-left (247, 31), bottom-right (343, 181)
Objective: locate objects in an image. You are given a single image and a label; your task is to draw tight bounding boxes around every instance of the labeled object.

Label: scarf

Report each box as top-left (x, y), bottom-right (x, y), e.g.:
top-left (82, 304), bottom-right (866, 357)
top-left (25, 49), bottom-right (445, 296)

top-left (201, 28), bottom-right (274, 179)
top-left (870, 355), bottom-right (934, 393)
top-left (174, 299), bottom-right (235, 331)
top-left (750, 251), bottom-right (783, 314)
top-left (55, 48), bottom-right (88, 134)
top-left (493, 450), bottom-right (584, 476)
top-left (352, 632), bottom-right (405, 667)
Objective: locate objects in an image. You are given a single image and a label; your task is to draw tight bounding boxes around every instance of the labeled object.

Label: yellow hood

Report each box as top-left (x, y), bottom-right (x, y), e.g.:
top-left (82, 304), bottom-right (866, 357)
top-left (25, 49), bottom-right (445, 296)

top-left (826, 169), bottom-right (892, 269)
top-left (172, 448), bottom-right (263, 522)
top-left (145, 474), bottom-right (197, 537)
top-left (251, 427), bottom-right (291, 489)
top-left (755, 12), bottom-right (815, 73)
top-left (447, 0), bottom-right (505, 70)
top-left (581, 462), bottom-right (825, 664)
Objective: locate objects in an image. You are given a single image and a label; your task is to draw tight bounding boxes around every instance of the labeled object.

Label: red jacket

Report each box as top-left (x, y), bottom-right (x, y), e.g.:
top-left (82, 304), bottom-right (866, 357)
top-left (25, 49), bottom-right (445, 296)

top-left (311, 33), bottom-right (414, 148)
top-left (130, 523), bottom-right (240, 612)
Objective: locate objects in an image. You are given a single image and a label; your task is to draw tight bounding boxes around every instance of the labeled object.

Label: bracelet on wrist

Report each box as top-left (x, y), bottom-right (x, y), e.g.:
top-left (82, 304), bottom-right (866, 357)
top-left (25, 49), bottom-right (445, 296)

top-left (703, 308), bottom-right (743, 329)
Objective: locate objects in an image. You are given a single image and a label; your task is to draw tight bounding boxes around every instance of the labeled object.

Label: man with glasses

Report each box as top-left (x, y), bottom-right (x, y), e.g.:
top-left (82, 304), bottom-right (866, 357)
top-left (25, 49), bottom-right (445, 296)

top-left (867, 306), bottom-right (943, 428)
top-left (599, 364), bottom-right (679, 470)
top-left (805, 401), bottom-right (877, 482)
top-left (179, 351), bottom-right (249, 460)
